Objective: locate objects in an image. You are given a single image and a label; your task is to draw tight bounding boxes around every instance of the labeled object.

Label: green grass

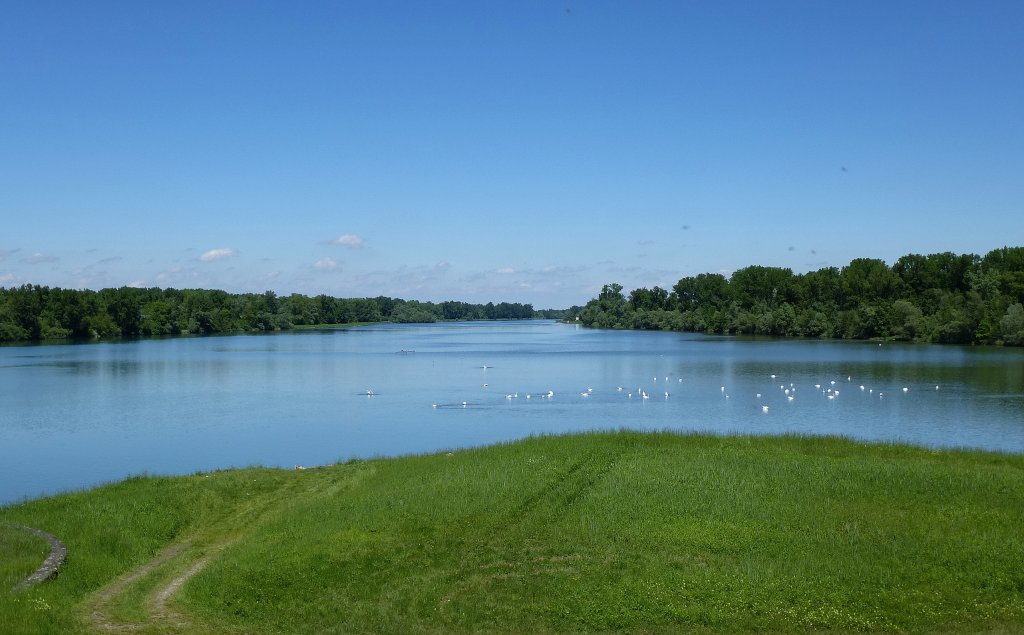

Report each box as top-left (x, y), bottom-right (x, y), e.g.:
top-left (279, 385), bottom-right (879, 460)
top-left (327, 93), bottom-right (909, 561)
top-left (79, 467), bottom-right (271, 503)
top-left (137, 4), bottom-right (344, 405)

top-left (2, 432), bottom-right (1023, 634)
top-left (0, 525), bottom-right (50, 591)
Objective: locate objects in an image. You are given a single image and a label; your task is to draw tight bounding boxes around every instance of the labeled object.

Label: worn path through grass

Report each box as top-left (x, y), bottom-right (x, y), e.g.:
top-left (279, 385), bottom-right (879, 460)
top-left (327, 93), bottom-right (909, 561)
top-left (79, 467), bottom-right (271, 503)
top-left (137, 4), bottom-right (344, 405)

top-left (81, 466), bottom-right (346, 634)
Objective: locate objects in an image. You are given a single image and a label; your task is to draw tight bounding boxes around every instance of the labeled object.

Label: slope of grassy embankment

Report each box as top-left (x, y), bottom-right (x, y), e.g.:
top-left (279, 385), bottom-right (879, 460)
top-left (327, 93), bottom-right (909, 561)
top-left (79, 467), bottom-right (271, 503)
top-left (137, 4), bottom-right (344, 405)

top-left (2, 431), bottom-right (1023, 634)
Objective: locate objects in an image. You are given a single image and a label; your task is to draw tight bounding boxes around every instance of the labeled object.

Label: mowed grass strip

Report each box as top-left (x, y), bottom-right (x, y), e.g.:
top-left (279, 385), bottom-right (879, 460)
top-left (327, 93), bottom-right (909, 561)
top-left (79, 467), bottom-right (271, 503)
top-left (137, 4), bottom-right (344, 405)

top-left (183, 432), bottom-right (1024, 633)
top-left (2, 431), bottom-right (1023, 634)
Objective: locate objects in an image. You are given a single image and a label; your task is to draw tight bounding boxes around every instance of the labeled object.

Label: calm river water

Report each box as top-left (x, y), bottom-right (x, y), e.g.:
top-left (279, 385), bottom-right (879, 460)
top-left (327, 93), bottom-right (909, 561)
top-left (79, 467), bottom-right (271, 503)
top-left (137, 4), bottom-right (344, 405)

top-left (2, 320), bottom-right (1022, 504)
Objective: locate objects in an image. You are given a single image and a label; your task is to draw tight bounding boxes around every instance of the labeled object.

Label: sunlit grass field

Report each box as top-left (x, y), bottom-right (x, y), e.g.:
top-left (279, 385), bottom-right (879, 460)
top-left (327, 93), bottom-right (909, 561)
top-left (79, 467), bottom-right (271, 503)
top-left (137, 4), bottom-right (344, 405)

top-left (3, 431), bottom-right (1023, 633)
top-left (0, 525), bottom-right (49, 593)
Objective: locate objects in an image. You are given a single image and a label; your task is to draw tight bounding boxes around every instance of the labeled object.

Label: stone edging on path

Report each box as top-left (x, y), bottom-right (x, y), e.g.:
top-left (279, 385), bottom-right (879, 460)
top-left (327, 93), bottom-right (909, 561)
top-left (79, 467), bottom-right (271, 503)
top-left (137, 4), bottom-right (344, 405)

top-left (5, 523), bottom-right (67, 592)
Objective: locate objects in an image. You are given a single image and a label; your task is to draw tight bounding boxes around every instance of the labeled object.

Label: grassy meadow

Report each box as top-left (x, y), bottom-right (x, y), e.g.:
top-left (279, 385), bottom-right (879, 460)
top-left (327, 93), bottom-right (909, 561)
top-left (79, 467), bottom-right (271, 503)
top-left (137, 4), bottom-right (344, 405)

top-left (2, 431), bottom-right (1023, 633)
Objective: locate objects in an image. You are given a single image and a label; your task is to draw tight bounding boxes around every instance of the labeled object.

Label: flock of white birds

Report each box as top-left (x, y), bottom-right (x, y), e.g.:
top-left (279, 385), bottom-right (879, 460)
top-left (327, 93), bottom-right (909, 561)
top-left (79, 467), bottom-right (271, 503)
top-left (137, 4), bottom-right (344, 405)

top-left (363, 370), bottom-right (939, 411)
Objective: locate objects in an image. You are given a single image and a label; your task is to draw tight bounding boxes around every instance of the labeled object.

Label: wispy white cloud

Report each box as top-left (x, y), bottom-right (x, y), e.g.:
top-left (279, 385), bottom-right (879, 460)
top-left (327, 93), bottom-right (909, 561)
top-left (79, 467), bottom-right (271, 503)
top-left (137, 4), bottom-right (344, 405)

top-left (155, 266), bottom-right (194, 284)
top-left (298, 260), bottom-right (457, 299)
top-left (313, 257), bottom-right (338, 271)
top-left (442, 262), bottom-right (598, 305)
top-left (198, 247), bottom-right (238, 262)
top-left (55, 265), bottom-right (117, 289)
top-left (459, 264), bottom-right (589, 290)
top-left (128, 280), bottom-right (146, 288)
top-left (280, 258), bottom-right (601, 307)
top-left (459, 270), bottom-right (488, 283)
top-left (0, 248), bottom-right (18, 261)
top-left (23, 252), bottom-right (58, 264)
top-left (329, 234), bottom-right (363, 249)
top-left (540, 265), bottom-right (589, 275)
top-left (0, 273), bottom-right (15, 284)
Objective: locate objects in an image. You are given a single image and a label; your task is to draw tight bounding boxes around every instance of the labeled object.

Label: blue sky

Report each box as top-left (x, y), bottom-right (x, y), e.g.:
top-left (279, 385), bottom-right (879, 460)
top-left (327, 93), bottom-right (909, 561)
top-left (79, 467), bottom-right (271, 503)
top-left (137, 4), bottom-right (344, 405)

top-left (2, 1), bottom-right (1022, 308)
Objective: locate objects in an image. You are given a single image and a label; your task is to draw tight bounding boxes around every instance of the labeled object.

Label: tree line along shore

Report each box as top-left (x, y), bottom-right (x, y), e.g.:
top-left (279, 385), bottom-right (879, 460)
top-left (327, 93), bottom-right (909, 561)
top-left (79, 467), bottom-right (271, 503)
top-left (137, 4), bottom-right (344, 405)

top-left (0, 286), bottom-right (563, 343)
top-left (571, 246), bottom-right (1024, 346)
top-left (4, 246), bottom-right (1023, 346)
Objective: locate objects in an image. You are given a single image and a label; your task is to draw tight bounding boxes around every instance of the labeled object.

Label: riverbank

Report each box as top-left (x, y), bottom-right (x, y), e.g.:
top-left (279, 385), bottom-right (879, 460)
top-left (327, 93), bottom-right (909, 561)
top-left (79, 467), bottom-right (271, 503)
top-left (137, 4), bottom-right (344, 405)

top-left (3, 431), bottom-right (1022, 633)
top-left (0, 285), bottom-right (554, 344)
top-left (571, 248), bottom-right (1024, 347)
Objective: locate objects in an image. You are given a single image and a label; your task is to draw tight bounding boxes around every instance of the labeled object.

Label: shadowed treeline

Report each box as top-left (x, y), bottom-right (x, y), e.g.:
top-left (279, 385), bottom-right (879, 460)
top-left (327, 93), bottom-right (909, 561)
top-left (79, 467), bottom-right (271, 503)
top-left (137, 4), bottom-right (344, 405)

top-left (0, 287), bottom-right (561, 342)
top-left (573, 247), bottom-right (1024, 346)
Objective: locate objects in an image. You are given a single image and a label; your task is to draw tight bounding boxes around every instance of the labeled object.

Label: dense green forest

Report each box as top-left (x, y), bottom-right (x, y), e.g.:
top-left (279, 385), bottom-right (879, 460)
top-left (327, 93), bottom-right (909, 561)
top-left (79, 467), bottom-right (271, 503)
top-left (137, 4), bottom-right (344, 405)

top-left (0, 285), bottom-right (558, 343)
top-left (572, 247), bottom-right (1024, 346)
